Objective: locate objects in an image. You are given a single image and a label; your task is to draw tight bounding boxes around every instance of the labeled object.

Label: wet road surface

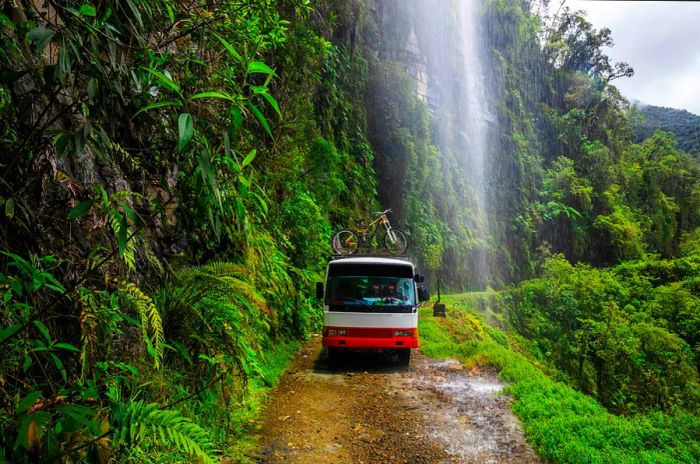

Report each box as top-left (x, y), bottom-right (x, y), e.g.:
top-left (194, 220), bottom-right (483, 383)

top-left (250, 336), bottom-right (540, 464)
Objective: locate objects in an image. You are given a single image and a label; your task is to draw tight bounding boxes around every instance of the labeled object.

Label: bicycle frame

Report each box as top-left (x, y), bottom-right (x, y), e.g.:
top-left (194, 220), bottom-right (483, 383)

top-left (357, 214), bottom-right (393, 244)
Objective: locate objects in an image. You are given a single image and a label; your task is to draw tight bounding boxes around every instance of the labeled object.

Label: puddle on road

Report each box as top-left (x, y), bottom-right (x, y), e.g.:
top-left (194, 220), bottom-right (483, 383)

top-left (435, 377), bottom-right (504, 396)
top-left (396, 357), bottom-right (540, 464)
top-left (429, 359), bottom-right (464, 369)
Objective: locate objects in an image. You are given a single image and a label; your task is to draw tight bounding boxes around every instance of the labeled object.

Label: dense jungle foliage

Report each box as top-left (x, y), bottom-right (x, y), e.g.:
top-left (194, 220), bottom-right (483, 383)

top-left (0, 0), bottom-right (376, 461)
top-left (1, 0), bottom-right (698, 461)
top-left (506, 251), bottom-right (700, 415)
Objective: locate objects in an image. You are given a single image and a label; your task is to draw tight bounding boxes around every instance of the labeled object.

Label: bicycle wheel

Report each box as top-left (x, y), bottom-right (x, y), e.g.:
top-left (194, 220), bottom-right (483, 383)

top-left (331, 229), bottom-right (359, 255)
top-left (385, 228), bottom-right (408, 254)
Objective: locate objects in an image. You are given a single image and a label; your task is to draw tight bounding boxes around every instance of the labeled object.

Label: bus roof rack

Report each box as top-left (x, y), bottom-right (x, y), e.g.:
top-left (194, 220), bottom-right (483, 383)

top-left (329, 246), bottom-right (413, 260)
top-left (329, 252), bottom-right (411, 261)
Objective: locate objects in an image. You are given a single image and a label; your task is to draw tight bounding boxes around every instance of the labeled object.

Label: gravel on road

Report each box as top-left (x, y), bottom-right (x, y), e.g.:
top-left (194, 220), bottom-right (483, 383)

top-left (250, 336), bottom-right (541, 464)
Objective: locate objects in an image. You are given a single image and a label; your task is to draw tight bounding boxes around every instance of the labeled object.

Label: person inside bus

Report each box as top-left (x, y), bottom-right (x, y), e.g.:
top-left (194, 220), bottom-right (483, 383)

top-left (387, 281), bottom-right (407, 302)
top-left (370, 282), bottom-right (382, 298)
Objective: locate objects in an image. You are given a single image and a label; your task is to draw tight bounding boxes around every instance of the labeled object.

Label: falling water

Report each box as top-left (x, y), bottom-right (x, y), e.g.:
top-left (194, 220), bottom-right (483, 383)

top-left (454, 0), bottom-right (493, 287)
top-left (457, 0), bottom-right (490, 209)
top-left (385, 0), bottom-right (495, 288)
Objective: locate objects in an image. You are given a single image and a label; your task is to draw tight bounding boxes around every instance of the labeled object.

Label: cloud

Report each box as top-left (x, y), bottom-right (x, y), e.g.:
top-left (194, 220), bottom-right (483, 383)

top-left (566, 0), bottom-right (700, 114)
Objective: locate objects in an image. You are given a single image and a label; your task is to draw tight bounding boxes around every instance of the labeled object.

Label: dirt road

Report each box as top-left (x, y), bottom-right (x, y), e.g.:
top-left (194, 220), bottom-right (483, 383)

top-left (250, 336), bottom-right (540, 464)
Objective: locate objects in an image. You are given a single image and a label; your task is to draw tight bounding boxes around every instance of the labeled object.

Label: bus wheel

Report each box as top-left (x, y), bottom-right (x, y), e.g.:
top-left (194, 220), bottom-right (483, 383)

top-left (397, 348), bottom-right (411, 366)
top-left (327, 347), bottom-right (342, 367)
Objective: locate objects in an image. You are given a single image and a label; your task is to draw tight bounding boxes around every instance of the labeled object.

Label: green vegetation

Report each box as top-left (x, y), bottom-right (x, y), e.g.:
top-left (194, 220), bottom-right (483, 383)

top-left (482, 0), bottom-right (700, 279)
top-left (507, 252), bottom-right (700, 415)
top-left (0, 0), bottom-right (373, 461)
top-left (420, 296), bottom-right (700, 463)
top-left (632, 105), bottom-right (700, 156)
top-left (0, 248), bottom-right (307, 461)
top-left (1, 0), bottom-right (699, 461)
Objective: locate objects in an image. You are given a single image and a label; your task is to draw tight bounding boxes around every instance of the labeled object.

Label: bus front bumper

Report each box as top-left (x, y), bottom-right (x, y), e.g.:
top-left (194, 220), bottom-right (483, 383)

top-left (322, 327), bottom-right (418, 349)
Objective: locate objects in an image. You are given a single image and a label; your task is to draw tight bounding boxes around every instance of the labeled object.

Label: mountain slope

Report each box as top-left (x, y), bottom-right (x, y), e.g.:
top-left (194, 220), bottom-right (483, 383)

top-left (632, 104), bottom-right (700, 155)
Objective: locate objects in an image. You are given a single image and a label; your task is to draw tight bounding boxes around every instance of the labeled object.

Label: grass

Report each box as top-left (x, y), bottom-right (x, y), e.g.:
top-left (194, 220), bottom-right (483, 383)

top-left (419, 295), bottom-right (700, 463)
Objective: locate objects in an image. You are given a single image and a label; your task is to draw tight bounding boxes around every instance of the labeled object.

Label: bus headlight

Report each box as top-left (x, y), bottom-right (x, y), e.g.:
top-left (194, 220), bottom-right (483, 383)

top-left (394, 330), bottom-right (414, 337)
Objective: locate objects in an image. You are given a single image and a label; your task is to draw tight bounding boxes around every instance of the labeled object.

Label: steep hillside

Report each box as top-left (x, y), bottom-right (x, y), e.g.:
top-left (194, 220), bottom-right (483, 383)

top-left (348, 0), bottom-right (700, 287)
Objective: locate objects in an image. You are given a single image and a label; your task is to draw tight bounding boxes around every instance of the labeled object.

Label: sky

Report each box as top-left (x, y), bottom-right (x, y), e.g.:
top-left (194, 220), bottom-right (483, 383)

top-left (564, 0), bottom-right (700, 115)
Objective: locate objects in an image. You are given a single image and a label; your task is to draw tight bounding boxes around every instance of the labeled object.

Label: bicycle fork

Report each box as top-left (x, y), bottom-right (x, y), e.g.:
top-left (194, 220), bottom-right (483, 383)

top-left (384, 218), bottom-right (396, 243)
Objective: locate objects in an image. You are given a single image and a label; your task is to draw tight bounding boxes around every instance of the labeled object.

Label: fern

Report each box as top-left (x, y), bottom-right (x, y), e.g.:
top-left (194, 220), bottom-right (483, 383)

top-left (154, 261), bottom-right (273, 386)
top-left (177, 262), bottom-right (268, 313)
top-left (85, 244), bottom-right (111, 271)
top-left (92, 185), bottom-right (140, 273)
top-left (114, 400), bottom-right (216, 463)
top-left (175, 261), bottom-right (249, 282)
top-left (107, 207), bottom-right (137, 272)
top-left (122, 283), bottom-right (165, 369)
top-left (78, 287), bottom-right (99, 379)
top-left (243, 227), bottom-right (297, 335)
top-left (140, 241), bottom-right (164, 276)
top-left (111, 140), bottom-right (142, 173)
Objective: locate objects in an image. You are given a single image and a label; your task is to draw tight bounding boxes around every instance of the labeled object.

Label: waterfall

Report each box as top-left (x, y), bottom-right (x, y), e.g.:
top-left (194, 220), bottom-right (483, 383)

top-left (455, 0), bottom-right (492, 287)
top-left (398, 0), bottom-right (495, 288)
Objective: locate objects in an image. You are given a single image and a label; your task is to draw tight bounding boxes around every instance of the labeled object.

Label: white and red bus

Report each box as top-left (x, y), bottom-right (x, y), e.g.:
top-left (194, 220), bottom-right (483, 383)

top-left (316, 257), bottom-right (428, 365)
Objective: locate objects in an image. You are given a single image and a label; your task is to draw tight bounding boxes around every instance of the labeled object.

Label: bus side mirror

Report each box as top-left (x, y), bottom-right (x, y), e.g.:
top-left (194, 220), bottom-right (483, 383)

top-left (418, 285), bottom-right (429, 302)
top-left (315, 282), bottom-right (324, 300)
top-left (414, 274), bottom-right (425, 283)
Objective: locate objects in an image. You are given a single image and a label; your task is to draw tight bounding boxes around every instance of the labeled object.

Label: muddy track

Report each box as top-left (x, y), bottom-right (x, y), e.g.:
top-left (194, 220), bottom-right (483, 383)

top-left (249, 336), bottom-right (540, 464)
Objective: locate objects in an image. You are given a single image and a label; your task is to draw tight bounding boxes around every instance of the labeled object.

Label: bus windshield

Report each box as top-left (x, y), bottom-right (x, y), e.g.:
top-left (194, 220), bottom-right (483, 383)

top-left (326, 275), bottom-right (416, 312)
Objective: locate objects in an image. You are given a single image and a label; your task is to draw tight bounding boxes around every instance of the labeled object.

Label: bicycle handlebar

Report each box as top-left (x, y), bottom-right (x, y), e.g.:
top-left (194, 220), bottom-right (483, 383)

top-left (373, 209), bottom-right (392, 216)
